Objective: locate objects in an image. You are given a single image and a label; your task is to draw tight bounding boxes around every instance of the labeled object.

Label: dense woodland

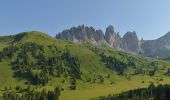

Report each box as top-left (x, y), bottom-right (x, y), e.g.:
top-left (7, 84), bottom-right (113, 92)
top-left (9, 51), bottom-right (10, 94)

top-left (2, 86), bottom-right (60, 100)
top-left (99, 52), bottom-right (136, 75)
top-left (0, 42), bottom-right (80, 89)
top-left (99, 83), bottom-right (170, 100)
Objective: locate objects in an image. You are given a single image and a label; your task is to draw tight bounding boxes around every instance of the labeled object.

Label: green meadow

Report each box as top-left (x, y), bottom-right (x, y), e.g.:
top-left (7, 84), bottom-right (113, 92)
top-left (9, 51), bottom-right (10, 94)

top-left (0, 31), bottom-right (170, 100)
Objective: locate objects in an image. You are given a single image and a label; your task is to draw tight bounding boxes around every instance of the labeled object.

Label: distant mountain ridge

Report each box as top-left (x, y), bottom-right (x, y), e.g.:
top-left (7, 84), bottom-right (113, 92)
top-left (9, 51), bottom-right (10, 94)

top-left (56, 25), bottom-right (125, 49)
top-left (56, 25), bottom-right (170, 58)
top-left (56, 25), bottom-right (106, 44)
top-left (142, 32), bottom-right (170, 58)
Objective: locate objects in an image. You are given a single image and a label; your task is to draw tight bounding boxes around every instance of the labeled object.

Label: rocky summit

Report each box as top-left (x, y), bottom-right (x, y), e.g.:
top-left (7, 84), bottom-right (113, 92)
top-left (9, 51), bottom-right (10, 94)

top-left (141, 32), bottom-right (170, 58)
top-left (56, 25), bottom-right (105, 43)
top-left (105, 25), bottom-right (123, 49)
top-left (56, 25), bottom-right (170, 58)
top-left (123, 31), bottom-right (140, 53)
top-left (56, 25), bottom-right (125, 49)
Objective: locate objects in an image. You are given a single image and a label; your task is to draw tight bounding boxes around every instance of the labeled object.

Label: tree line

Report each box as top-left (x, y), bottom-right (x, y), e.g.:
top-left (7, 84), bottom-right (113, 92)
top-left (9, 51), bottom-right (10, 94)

top-left (99, 83), bottom-right (170, 100)
top-left (3, 86), bottom-right (60, 100)
top-left (99, 52), bottom-right (136, 75)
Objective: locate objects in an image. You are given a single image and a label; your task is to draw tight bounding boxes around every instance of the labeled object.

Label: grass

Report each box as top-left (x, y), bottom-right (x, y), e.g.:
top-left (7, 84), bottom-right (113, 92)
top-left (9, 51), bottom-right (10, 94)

top-left (59, 75), bottom-right (170, 100)
top-left (0, 31), bottom-right (170, 100)
top-left (0, 43), bottom-right (8, 51)
top-left (0, 59), bottom-right (16, 96)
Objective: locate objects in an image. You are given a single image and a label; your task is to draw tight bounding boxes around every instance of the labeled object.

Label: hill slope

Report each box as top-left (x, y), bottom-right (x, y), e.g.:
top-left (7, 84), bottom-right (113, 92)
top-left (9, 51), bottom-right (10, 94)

top-left (1, 31), bottom-right (170, 100)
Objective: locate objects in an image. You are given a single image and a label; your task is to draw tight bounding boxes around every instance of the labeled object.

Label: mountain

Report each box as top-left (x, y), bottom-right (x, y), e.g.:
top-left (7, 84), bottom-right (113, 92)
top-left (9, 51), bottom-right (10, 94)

top-left (56, 25), bottom-right (105, 44)
top-left (105, 25), bottom-right (124, 49)
top-left (56, 25), bottom-right (124, 48)
top-left (56, 25), bottom-right (142, 53)
top-left (141, 32), bottom-right (170, 58)
top-left (1, 31), bottom-right (170, 100)
top-left (122, 31), bottom-right (140, 53)
top-left (56, 25), bottom-right (170, 58)
top-left (0, 31), bottom-right (150, 83)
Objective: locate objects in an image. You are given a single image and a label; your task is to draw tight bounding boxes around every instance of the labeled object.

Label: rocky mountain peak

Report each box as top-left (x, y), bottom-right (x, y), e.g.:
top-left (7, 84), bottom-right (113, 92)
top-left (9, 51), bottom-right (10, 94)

top-left (104, 25), bottom-right (123, 48)
top-left (158, 31), bottom-right (170, 40)
top-left (124, 31), bottom-right (138, 38)
top-left (123, 31), bottom-right (140, 52)
top-left (56, 25), bottom-right (105, 43)
top-left (141, 31), bottom-right (170, 58)
top-left (105, 25), bottom-right (115, 35)
top-left (56, 25), bottom-right (170, 58)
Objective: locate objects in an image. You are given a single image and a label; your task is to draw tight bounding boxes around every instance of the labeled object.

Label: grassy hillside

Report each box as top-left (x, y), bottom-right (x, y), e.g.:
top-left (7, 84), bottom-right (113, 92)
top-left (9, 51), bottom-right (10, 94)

top-left (0, 31), bottom-right (170, 100)
top-left (99, 84), bottom-right (170, 100)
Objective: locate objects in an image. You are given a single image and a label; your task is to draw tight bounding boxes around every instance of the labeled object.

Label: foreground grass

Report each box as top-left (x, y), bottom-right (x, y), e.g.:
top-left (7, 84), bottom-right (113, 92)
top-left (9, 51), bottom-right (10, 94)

top-left (59, 75), bottom-right (170, 100)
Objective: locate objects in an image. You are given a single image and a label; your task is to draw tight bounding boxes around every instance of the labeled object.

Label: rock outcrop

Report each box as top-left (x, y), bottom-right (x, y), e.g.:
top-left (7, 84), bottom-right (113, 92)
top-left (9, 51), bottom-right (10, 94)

top-left (56, 25), bottom-right (124, 49)
top-left (56, 25), bottom-right (105, 43)
top-left (105, 25), bottom-right (124, 49)
top-left (141, 32), bottom-right (170, 58)
top-left (123, 31), bottom-right (140, 53)
top-left (56, 25), bottom-right (170, 58)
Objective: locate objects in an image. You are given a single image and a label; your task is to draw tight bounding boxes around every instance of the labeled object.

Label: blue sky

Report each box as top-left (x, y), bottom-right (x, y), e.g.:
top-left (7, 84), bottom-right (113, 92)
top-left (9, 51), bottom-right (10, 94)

top-left (1, 0), bottom-right (170, 40)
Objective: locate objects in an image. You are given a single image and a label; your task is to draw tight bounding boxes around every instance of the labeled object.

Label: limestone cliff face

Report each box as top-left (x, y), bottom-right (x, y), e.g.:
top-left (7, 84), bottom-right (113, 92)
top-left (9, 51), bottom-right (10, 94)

top-left (141, 32), bottom-right (170, 58)
top-left (123, 31), bottom-right (140, 53)
top-left (56, 25), bottom-right (124, 48)
top-left (56, 25), bottom-right (105, 43)
top-left (56, 25), bottom-right (170, 58)
top-left (105, 25), bottom-right (123, 49)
